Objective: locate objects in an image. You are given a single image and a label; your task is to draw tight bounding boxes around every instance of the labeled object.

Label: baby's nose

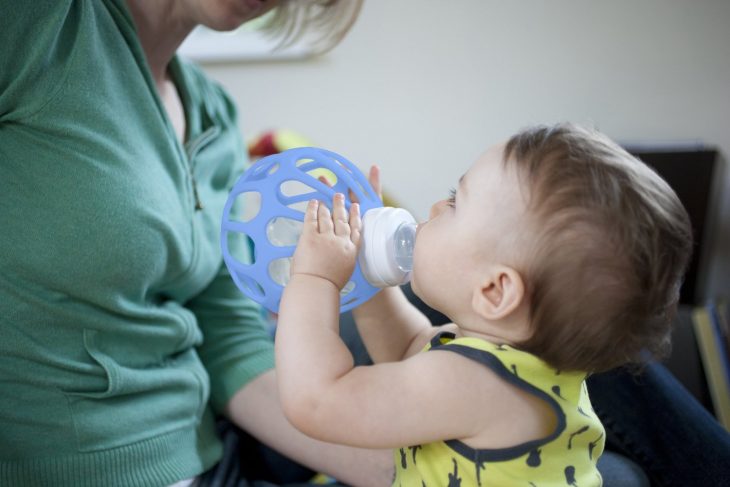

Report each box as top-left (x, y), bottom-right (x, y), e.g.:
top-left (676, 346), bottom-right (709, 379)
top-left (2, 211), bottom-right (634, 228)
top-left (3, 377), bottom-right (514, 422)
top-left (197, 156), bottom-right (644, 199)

top-left (429, 200), bottom-right (446, 220)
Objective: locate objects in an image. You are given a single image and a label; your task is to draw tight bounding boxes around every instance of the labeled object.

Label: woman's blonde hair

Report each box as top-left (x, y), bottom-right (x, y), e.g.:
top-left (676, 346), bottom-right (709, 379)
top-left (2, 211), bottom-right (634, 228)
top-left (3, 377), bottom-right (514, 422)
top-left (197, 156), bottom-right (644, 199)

top-left (263, 0), bottom-right (364, 55)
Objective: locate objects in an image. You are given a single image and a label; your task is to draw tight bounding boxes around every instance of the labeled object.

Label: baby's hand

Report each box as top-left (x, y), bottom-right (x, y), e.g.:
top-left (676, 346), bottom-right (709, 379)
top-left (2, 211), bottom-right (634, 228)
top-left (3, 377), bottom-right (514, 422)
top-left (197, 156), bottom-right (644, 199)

top-left (290, 193), bottom-right (362, 290)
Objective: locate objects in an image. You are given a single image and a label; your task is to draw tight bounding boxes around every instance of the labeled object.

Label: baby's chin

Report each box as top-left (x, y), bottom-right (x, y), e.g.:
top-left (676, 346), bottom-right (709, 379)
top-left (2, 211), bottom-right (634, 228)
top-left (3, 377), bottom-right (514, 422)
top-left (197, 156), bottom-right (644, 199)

top-left (409, 277), bottom-right (421, 299)
top-left (409, 278), bottom-right (444, 315)
top-left (409, 277), bottom-right (426, 305)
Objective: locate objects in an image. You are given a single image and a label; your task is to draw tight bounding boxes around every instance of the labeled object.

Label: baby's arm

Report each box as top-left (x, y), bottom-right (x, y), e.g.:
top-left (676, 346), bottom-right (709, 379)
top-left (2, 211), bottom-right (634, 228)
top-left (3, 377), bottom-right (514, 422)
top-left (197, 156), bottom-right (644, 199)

top-left (276, 195), bottom-right (361, 427)
top-left (353, 286), bottom-right (445, 363)
top-left (352, 165), bottom-right (447, 363)
top-left (275, 195), bottom-right (496, 449)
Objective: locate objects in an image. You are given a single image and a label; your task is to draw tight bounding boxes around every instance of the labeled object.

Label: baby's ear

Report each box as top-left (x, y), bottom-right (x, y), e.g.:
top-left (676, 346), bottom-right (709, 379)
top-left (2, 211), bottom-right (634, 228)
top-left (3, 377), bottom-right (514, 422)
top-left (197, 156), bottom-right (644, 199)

top-left (471, 265), bottom-right (525, 321)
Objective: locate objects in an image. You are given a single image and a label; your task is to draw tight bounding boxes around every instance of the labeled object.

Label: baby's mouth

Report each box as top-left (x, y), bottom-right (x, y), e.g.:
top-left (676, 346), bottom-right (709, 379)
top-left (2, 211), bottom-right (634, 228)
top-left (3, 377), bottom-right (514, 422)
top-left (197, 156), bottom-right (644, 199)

top-left (415, 222), bottom-right (426, 237)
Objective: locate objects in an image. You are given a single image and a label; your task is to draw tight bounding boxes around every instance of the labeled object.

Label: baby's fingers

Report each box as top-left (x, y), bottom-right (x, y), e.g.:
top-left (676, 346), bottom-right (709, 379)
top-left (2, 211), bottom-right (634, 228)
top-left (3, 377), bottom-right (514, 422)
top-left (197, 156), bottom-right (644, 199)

top-left (349, 203), bottom-right (362, 246)
top-left (346, 165), bottom-right (381, 203)
top-left (318, 198), bottom-right (333, 234)
top-left (303, 199), bottom-right (319, 234)
top-left (332, 193), bottom-right (350, 237)
top-left (368, 165), bottom-right (382, 199)
top-left (318, 175), bottom-right (333, 188)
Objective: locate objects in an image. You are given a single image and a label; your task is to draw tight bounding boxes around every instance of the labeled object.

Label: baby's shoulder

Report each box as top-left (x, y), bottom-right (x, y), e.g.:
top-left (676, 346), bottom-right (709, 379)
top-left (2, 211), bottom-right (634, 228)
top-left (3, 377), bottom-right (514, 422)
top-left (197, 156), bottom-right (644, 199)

top-left (422, 334), bottom-right (560, 449)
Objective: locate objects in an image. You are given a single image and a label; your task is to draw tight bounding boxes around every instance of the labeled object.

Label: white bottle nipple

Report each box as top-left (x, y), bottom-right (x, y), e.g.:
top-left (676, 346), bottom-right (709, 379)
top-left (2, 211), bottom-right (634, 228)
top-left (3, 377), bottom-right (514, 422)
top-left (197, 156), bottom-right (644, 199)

top-left (359, 207), bottom-right (417, 287)
top-left (393, 219), bottom-right (416, 273)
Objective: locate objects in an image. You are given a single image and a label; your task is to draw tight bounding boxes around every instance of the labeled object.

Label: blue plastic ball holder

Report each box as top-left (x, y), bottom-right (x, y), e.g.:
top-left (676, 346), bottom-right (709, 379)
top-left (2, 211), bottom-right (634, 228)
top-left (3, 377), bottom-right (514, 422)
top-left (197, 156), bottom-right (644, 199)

top-left (221, 147), bottom-right (383, 314)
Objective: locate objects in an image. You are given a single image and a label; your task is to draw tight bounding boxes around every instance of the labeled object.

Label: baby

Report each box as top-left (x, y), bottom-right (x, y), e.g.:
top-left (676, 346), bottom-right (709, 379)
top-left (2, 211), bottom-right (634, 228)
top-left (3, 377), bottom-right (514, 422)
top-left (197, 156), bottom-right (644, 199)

top-left (275, 123), bottom-right (692, 486)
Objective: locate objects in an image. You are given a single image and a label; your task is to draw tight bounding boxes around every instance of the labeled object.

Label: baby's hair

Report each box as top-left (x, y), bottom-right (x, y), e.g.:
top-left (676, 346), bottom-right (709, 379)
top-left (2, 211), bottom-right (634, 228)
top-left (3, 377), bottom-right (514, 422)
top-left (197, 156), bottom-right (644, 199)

top-left (503, 124), bottom-right (693, 373)
top-left (262, 0), bottom-right (364, 55)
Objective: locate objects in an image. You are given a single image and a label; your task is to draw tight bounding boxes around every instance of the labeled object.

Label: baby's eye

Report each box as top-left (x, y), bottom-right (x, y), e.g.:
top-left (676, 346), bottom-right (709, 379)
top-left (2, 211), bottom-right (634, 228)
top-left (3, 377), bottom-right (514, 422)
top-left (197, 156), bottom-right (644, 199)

top-left (446, 187), bottom-right (456, 208)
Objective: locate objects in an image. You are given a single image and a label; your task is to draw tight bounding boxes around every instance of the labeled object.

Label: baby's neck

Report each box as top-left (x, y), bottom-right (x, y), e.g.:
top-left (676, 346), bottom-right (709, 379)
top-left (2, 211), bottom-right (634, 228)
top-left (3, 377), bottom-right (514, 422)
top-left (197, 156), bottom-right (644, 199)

top-left (453, 326), bottom-right (518, 346)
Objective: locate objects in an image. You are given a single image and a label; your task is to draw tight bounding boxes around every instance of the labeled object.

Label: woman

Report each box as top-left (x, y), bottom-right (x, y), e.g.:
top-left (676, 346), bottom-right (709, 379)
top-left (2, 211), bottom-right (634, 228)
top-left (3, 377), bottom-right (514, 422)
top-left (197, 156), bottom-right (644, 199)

top-left (0, 1), bottom-right (390, 486)
top-left (2, 1), bottom-right (728, 486)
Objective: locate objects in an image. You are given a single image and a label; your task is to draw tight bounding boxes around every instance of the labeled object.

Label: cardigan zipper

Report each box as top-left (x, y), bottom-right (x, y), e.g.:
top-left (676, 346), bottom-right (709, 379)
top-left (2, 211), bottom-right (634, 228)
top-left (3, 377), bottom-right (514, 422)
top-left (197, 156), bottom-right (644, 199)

top-left (184, 126), bottom-right (220, 211)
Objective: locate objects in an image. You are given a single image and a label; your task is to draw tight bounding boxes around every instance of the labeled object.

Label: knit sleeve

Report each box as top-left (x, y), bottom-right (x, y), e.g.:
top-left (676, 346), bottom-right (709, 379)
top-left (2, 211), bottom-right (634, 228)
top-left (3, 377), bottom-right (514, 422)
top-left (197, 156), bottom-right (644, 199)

top-left (187, 258), bottom-right (276, 414)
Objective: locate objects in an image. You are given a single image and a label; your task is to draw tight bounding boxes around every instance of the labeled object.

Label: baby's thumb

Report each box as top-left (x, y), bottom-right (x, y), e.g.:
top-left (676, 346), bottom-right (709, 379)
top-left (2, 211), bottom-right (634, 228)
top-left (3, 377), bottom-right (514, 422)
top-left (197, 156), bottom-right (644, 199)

top-left (369, 165), bottom-right (382, 199)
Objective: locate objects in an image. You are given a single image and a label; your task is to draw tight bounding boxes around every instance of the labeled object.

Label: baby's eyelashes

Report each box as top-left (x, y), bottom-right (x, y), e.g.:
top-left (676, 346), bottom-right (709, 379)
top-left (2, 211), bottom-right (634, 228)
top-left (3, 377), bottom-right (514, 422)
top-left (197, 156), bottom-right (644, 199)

top-left (446, 187), bottom-right (457, 208)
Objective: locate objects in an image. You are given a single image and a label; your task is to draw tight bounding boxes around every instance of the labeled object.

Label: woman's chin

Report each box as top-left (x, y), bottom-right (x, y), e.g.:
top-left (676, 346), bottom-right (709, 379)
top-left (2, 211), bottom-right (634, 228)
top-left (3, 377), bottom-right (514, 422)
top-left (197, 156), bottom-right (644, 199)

top-left (203, 0), bottom-right (273, 32)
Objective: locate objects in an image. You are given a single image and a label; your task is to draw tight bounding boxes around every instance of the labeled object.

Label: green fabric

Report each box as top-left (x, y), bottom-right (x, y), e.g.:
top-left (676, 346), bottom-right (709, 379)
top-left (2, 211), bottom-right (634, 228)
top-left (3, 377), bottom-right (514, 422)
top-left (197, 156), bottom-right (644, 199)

top-left (0, 1), bottom-right (275, 485)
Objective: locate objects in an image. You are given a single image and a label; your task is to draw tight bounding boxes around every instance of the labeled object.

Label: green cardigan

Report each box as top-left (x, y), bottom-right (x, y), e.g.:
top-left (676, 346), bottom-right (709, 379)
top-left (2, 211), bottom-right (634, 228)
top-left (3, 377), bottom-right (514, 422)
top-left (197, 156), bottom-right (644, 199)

top-left (0, 1), bottom-right (275, 485)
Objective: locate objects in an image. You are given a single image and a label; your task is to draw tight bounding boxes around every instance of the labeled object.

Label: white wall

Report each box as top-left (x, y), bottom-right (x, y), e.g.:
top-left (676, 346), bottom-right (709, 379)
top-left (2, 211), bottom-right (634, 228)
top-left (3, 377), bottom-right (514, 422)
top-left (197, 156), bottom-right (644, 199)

top-left (202, 0), bottom-right (730, 298)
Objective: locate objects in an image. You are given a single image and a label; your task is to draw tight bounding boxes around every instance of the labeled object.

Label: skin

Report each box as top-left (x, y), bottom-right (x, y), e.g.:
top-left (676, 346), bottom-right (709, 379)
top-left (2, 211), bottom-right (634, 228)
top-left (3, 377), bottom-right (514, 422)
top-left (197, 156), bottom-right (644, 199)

top-left (276, 145), bottom-right (558, 451)
top-left (124, 1), bottom-right (393, 485)
top-left (409, 143), bottom-right (533, 343)
top-left (125, 0), bottom-right (279, 142)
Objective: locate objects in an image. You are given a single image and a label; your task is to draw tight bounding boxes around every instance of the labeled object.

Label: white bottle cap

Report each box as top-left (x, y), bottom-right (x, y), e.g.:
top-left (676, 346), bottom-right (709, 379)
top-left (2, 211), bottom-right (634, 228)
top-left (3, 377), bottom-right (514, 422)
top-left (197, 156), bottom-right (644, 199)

top-left (359, 207), bottom-right (417, 287)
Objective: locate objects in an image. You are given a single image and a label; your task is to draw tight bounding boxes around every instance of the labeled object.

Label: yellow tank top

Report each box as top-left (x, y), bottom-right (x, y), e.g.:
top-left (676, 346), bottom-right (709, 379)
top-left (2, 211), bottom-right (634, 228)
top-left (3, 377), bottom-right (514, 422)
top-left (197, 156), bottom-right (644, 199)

top-left (392, 332), bottom-right (605, 486)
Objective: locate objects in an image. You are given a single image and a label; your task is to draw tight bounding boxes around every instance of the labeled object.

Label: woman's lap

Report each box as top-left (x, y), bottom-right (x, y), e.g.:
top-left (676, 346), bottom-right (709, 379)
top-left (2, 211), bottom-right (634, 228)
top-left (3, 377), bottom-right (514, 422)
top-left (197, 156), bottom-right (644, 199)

top-left (196, 419), bottom-right (339, 487)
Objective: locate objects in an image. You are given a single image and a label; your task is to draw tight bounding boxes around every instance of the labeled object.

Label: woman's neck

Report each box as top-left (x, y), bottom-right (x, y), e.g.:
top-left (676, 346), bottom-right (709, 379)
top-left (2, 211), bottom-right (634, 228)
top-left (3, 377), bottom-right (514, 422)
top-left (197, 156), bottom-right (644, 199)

top-left (125, 0), bottom-right (196, 86)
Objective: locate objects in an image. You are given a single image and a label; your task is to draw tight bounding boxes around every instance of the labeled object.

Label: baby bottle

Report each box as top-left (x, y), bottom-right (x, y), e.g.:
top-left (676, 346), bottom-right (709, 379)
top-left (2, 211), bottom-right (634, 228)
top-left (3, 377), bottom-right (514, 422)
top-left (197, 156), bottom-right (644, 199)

top-left (221, 147), bottom-right (417, 314)
top-left (267, 206), bottom-right (417, 289)
top-left (358, 206), bottom-right (417, 287)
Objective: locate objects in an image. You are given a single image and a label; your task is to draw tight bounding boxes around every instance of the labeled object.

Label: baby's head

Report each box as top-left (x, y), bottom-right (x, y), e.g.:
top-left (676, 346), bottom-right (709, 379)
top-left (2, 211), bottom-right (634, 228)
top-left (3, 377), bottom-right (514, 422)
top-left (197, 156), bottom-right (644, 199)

top-left (412, 123), bottom-right (692, 373)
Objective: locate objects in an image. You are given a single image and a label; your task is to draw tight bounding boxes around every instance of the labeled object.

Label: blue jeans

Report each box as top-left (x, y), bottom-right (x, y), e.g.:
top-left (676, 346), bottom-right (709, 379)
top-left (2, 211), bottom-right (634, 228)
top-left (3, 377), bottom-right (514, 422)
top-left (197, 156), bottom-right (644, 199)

top-left (587, 362), bottom-right (730, 486)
